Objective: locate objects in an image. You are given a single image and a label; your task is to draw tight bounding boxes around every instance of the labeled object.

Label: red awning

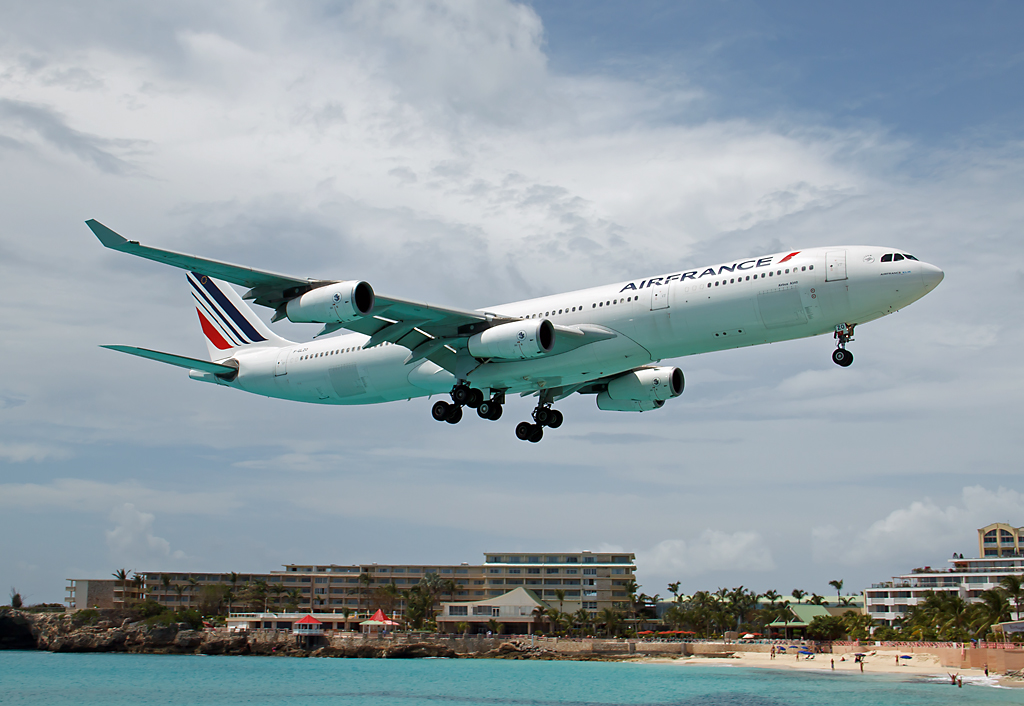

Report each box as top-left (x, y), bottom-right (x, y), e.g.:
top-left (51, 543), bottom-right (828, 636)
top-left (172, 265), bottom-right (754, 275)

top-left (295, 615), bottom-right (322, 624)
top-left (368, 609), bottom-right (400, 625)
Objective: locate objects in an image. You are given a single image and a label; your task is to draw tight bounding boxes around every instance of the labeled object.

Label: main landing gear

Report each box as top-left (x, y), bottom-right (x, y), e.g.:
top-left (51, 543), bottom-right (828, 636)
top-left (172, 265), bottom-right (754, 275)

top-left (832, 323), bottom-right (855, 367)
top-left (431, 385), bottom-right (504, 425)
top-left (515, 394), bottom-right (563, 444)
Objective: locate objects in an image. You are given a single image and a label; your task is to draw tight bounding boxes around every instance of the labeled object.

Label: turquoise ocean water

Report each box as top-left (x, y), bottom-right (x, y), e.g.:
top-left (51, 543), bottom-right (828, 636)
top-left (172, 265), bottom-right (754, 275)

top-left (0, 652), bottom-right (1019, 705)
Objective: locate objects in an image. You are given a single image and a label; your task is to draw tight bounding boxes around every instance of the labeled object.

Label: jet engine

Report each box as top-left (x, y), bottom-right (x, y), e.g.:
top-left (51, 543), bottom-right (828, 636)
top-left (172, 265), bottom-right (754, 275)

top-left (468, 319), bottom-right (554, 360)
top-left (285, 281), bottom-right (375, 324)
top-left (596, 366), bottom-right (684, 412)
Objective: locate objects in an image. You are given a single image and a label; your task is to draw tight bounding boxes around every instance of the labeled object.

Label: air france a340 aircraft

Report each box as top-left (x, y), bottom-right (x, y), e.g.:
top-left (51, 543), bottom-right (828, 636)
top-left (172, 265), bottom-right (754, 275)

top-left (90, 220), bottom-right (943, 442)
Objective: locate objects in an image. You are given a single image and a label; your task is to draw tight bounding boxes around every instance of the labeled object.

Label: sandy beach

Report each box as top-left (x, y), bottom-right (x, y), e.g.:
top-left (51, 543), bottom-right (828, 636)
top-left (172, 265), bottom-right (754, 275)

top-left (635, 648), bottom-right (1015, 688)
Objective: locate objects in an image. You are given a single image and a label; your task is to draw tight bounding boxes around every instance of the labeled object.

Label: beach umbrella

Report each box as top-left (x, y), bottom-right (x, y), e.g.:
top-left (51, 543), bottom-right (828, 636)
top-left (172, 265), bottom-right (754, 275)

top-left (799, 650), bottom-right (813, 655)
top-left (900, 655), bottom-right (912, 660)
top-left (853, 653), bottom-right (865, 656)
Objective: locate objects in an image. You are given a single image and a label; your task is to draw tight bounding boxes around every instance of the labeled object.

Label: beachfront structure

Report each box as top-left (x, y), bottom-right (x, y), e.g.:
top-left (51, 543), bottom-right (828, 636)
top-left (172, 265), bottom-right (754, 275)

top-left (64, 579), bottom-right (116, 610)
top-left (865, 524), bottom-right (1024, 626)
top-left (979, 522), bottom-right (1024, 557)
top-left (436, 587), bottom-right (548, 634)
top-left (767, 604), bottom-right (832, 639)
top-left (67, 551), bottom-right (636, 619)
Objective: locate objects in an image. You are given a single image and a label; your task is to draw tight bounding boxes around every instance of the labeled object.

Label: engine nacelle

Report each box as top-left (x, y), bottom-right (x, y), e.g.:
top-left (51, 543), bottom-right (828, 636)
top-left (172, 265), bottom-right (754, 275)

top-left (468, 319), bottom-right (554, 360)
top-left (286, 281), bottom-right (375, 324)
top-left (605, 366), bottom-right (684, 401)
top-left (596, 394), bottom-right (665, 412)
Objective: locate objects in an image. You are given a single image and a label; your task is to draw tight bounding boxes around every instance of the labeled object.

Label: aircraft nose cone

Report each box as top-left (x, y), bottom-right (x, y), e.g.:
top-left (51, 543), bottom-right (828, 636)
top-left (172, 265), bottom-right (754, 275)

top-left (921, 262), bottom-right (944, 289)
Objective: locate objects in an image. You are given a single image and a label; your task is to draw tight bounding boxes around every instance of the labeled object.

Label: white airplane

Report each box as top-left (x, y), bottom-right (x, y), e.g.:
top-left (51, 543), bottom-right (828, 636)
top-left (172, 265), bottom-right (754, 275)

top-left (89, 220), bottom-right (943, 442)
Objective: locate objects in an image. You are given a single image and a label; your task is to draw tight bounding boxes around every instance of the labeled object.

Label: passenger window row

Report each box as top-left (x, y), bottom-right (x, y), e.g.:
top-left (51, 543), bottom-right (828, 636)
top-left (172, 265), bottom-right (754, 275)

top-left (705, 265), bottom-right (812, 288)
top-left (299, 343), bottom-right (392, 361)
top-left (525, 295), bottom-right (638, 319)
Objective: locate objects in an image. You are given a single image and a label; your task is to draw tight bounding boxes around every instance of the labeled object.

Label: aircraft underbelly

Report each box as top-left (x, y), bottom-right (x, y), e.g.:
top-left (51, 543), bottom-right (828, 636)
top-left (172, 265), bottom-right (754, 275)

top-left (468, 332), bottom-right (652, 391)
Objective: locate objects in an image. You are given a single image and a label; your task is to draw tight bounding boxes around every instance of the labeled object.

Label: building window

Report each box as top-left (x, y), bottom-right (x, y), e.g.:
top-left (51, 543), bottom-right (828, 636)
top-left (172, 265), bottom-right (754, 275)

top-left (527, 568), bottom-right (541, 575)
top-left (583, 602), bottom-right (597, 610)
top-left (583, 568), bottom-right (597, 575)
top-left (449, 606), bottom-right (468, 616)
top-left (546, 568), bottom-right (559, 574)
top-left (583, 557), bottom-right (595, 563)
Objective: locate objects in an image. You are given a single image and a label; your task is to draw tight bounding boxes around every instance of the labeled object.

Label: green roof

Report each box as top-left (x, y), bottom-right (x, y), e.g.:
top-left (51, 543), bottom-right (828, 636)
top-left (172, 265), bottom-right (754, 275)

top-left (769, 604), bottom-right (831, 627)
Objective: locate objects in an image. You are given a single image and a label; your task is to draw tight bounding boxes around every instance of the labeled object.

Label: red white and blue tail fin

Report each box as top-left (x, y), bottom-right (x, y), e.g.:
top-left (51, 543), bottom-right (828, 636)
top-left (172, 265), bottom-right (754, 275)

top-left (188, 272), bottom-right (291, 359)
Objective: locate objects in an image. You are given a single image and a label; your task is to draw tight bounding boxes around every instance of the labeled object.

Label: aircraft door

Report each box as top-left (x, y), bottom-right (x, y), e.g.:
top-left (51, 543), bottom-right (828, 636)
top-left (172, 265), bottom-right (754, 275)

top-left (275, 348), bottom-right (290, 376)
top-left (826, 250), bottom-right (848, 281)
top-left (650, 282), bottom-right (670, 310)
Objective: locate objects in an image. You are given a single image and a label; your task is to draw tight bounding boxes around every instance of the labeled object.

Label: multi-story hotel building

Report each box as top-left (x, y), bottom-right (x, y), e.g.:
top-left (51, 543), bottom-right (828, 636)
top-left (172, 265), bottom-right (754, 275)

top-left (980, 522), bottom-right (1024, 557)
top-left (864, 523), bottom-right (1024, 626)
top-left (67, 551), bottom-right (637, 619)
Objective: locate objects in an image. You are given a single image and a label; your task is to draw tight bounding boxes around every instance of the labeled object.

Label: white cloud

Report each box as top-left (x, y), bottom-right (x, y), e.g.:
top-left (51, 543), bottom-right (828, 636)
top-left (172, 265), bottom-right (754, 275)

top-left (638, 530), bottom-right (776, 577)
top-left (812, 485), bottom-right (1024, 568)
top-left (0, 441), bottom-right (70, 463)
top-left (0, 478), bottom-right (238, 514)
top-left (105, 503), bottom-right (186, 565)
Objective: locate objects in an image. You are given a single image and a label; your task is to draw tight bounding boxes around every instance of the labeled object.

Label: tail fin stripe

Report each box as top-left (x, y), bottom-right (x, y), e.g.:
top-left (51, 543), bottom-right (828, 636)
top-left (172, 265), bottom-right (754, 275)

top-left (189, 280), bottom-right (247, 345)
top-left (191, 291), bottom-right (245, 347)
top-left (188, 275), bottom-right (249, 344)
top-left (196, 308), bottom-right (233, 350)
top-left (190, 272), bottom-right (266, 343)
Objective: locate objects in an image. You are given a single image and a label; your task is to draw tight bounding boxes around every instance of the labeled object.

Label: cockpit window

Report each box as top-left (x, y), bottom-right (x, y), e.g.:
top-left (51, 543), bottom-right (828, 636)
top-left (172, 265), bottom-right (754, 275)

top-left (881, 254), bottom-right (893, 262)
top-left (903, 254), bottom-right (918, 260)
top-left (893, 254), bottom-right (904, 261)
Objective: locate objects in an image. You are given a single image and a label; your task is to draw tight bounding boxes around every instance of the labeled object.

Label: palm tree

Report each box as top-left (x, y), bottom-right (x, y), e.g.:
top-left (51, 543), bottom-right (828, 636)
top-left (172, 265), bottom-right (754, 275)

top-left (186, 577), bottom-right (200, 610)
top-left (667, 582), bottom-right (681, 603)
top-left (358, 573), bottom-right (374, 617)
top-left (791, 589), bottom-right (806, 603)
top-left (597, 607), bottom-right (620, 637)
top-left (227, 572), bottom-right (240, 613)
top-left (808, 594), bottom-right (826, 606)
top-left (554, 589), bottom-right (566, 614)
top-left (486, 618), bottom-right (503, 635)
top-left (161, 575), bottom-right (172, 603)
top-left (572, 607), bottom-right (592, 636)
top-left (828, 579), bottom-right (844, 606)
top-left (285, 589), bottom-right (302, 613)
top-left (971, 589), bottom-right (1011, 638)
top-left (112, 568), bottom-right (130, 606)
top-left (1000, 575), bottom-right (1024, 620)
top-left (173, 583), bottom-right (185, 609)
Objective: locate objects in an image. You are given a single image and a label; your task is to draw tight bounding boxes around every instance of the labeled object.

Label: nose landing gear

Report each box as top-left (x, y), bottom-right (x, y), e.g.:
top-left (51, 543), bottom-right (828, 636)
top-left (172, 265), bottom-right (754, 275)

top-left (833, 324), bottom-right (855, 367)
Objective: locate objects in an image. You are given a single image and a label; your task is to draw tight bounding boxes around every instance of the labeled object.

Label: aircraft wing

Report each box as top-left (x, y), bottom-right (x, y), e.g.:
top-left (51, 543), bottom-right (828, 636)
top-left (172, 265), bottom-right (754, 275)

top-left (89, 220), bottom-right (509, 372)
top-left (101, 345), bottom-right (239, 375)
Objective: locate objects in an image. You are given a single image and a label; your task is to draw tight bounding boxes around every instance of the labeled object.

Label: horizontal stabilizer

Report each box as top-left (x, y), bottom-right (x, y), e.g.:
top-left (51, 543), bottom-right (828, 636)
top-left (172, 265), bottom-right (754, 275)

top-left (101, 345), bottom-right (238, 375)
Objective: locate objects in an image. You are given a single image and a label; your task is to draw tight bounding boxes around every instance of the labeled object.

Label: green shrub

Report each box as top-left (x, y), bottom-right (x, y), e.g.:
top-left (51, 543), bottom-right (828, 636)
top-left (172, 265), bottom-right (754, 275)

top-left (74, 609), bottom-right (101, 626)
top-left (136, 600), bottom-right (165, 619)
top-left (145, 608), bottom-right (204, 630)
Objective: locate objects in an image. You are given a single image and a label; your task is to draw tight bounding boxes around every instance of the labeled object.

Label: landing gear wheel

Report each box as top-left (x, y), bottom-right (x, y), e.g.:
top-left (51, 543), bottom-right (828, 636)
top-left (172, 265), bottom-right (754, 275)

top-left (832, 348), bottom-right (853, 367)
top-left (445, 404), bottom-right (463, 424)
top-left (534, 407), bottom-right (551, 426)
top-left (431, 401), bottom-right (451, 421)
top-left (467, 389), bottom-right (484, 409)
top-left (528, 425), bottom-right (544, 443)
top-left (516, 421), bottom-right (534, 440)
top-left (451, 385), bottom-right (472, 406)
top-left (478, 401), bottom-right (503, 421)
top-left (547, 410), bottom-right (564, 429)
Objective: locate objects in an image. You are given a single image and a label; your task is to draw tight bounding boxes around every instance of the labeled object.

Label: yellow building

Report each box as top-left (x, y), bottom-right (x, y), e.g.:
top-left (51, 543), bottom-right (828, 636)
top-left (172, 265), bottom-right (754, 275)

top-left (979, 522), bottom-right (1024, 557)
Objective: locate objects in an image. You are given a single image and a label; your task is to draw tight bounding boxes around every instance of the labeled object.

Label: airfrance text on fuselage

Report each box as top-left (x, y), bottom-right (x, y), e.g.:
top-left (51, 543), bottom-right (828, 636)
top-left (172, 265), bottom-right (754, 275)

top-left (619, 256), bottom-right (784, 293)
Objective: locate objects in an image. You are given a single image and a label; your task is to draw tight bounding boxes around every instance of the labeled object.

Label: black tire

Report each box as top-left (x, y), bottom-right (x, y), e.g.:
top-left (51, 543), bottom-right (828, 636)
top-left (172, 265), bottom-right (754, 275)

top-left (548, 410), bottom-right (563, 429)
top-left (452, 385), bottom-right (472, 405)
top-left (516, 421), bottom-right (533, 440)
top-left (467, 389), bottom-right (484, 409)
top-left (445, 404), bottom-right (463, 424)
top-left (477, 402), bottom-right (493, 419)
top-left (488, 404), bottom-right (503, 421)
top-left (832, 349), bottom-right (853, 367)
top-left (431, 401), bottom-right (451, 421)
top-left (528, 425), bottom-right (544, 443)
top-left (534, 407), bottom-right (550, 426)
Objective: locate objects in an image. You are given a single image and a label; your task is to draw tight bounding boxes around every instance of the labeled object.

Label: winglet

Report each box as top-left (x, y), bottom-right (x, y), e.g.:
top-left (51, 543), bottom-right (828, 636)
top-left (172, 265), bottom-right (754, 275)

top-left (86, 219), bottom-right (133, 250)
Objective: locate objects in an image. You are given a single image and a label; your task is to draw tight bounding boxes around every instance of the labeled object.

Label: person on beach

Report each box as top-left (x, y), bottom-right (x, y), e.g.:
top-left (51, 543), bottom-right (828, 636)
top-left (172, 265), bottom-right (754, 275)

top-left (831, 658), bottom-right (834, 670)
top-left (949, 673), bottom-right (957, 685)
top-left (958, 676), bottom-right (963, 688)
top-left (859, 661), bottom-right (863, 672)
top-left (770, 646), bottom-right (775, 660)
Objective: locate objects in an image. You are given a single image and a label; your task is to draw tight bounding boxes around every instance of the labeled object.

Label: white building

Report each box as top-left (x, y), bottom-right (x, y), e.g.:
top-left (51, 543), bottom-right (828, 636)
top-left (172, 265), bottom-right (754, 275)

top-left (864, 524), bottom-right (1024, 626)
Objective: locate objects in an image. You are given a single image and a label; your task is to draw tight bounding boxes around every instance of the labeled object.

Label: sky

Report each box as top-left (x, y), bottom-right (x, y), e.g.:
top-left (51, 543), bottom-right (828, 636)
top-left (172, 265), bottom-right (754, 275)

top-left (2, 0), bottom-right (1023, 606)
